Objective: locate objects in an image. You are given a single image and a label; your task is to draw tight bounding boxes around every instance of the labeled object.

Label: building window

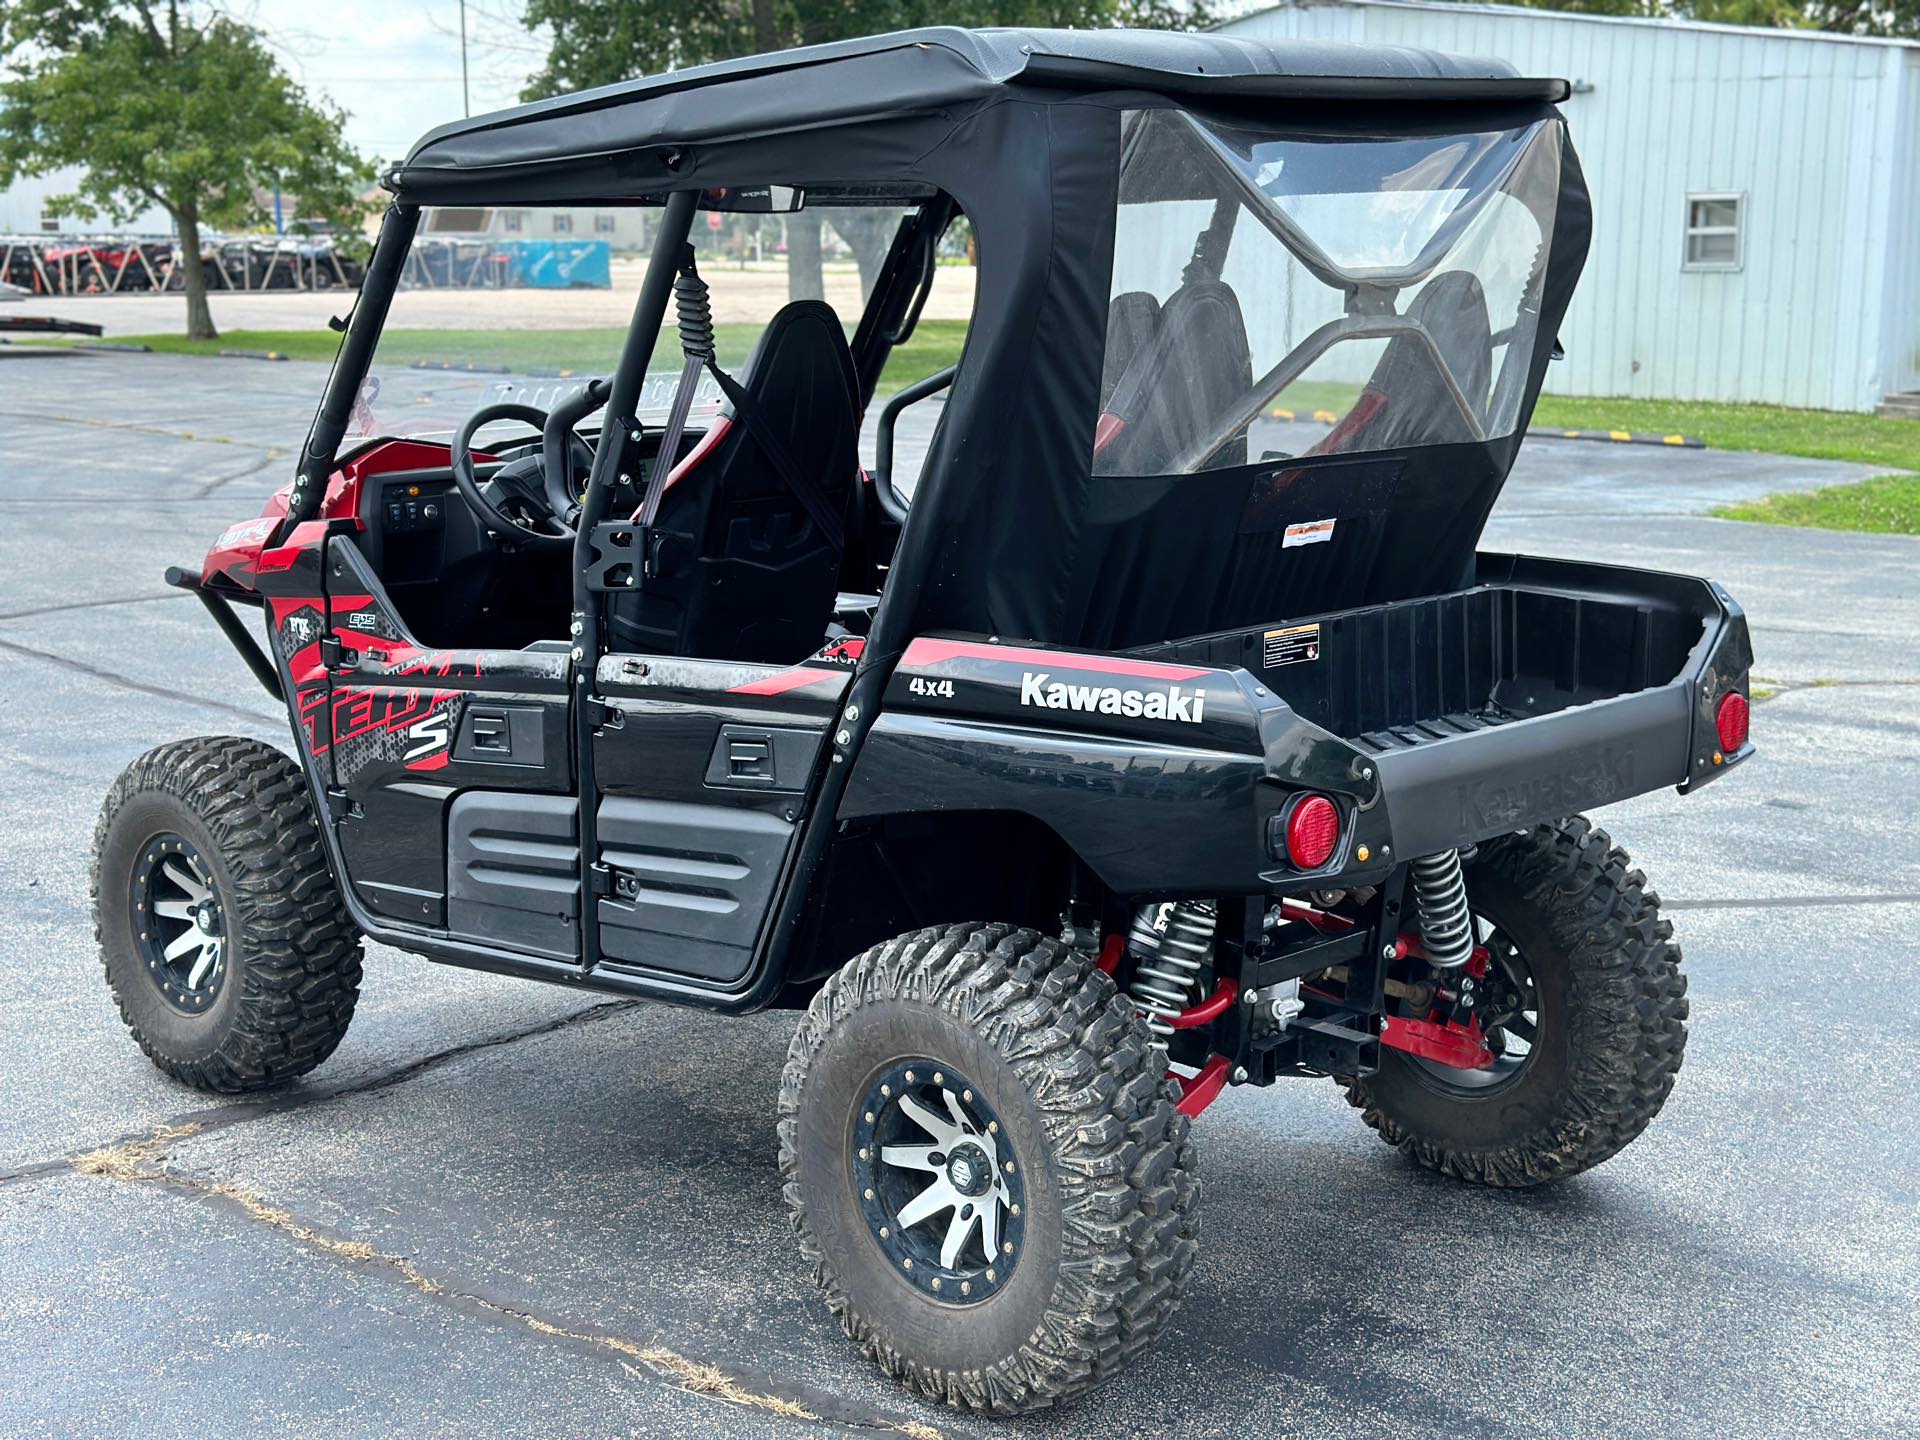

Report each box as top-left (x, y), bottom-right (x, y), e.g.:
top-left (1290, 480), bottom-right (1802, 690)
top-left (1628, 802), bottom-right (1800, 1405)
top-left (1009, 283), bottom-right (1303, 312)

top-left (552, 213), bottom-right (573, 234)
top-left (39, 216), bottom-right (60, 232)
top-left (1684, 193), bottom-right (1744, 271)
top-left (502, 210), bottom-right (524, 233)
top-left (593, 213), bottom-right (616, 234)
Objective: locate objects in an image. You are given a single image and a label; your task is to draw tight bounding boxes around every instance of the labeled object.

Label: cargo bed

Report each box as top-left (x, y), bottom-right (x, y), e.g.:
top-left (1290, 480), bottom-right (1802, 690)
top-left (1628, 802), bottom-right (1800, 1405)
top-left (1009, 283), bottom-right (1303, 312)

top-left (1135, 553), bottom-right (1753, 853)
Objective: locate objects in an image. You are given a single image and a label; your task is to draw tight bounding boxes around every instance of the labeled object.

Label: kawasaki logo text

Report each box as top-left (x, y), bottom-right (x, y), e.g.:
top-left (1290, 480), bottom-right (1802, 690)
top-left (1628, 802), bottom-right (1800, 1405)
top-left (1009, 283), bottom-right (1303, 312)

top-left (1019, 671), bottom-right (1205, 723)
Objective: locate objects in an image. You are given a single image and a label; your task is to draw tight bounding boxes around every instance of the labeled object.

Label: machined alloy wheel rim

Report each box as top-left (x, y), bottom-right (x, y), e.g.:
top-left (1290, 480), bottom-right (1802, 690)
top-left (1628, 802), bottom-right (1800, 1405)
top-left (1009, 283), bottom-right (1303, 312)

top-left (129, 833), bottom-right (226, 1013)
top-left (851, 1059), bottom-right (1025, 1306)
top-left (1405, 913), bottom-right (1540, 1094)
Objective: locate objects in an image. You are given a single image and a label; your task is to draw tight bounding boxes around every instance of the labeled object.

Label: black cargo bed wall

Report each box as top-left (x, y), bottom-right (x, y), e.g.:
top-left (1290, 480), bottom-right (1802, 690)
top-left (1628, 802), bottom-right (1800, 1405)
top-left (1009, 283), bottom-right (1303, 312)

top-left (1141, 584), bottom-right (1703, 741)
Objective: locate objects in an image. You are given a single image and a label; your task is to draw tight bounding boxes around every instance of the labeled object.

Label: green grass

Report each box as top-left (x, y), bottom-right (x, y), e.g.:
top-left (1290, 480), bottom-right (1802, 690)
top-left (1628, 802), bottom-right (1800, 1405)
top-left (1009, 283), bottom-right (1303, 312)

top-left (1712, 472), bottom-right (1920, 536)
top-left (1530, 394), bottom-right (1920, 474)
top-left (38, 319), bottom-right (971, 397)
top-left (1531, 395), bottom-right (1920, 537)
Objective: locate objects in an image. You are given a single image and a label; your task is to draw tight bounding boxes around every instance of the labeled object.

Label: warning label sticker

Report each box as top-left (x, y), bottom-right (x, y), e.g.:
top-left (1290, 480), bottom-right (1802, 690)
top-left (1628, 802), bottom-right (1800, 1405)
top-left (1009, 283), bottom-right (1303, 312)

top-left (1283, 518), bottom-right (1337, 549)
top-left (1263, 623), bottom-right (1321, 668)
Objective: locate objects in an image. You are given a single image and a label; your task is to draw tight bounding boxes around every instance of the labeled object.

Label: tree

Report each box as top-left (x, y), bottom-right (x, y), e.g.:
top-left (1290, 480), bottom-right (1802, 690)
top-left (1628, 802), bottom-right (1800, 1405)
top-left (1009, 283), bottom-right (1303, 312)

top-left (521, 0), bottom-right (1213, 301)
top-left (0, 2), bottom-right (373, 340)
top-left (1496, 0), bottom-right (1918, 38)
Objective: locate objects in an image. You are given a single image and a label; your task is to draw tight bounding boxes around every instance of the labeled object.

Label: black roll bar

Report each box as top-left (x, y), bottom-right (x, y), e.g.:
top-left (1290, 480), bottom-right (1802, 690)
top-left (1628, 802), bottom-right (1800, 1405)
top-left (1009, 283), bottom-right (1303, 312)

top-left (569, 186), bottom-right (699, 975)
top-left (288, 205), bottom-right (419, 529)
top-left (163, 567), bottom-right (281, 698)
top-left (871, 364), bottom-right (956, 523)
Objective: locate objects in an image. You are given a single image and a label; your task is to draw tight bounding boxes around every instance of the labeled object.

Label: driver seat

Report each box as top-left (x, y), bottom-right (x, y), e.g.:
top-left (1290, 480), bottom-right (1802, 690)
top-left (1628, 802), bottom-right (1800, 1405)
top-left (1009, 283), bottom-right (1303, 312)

top-left (608, 300), bottom-right (861, 662)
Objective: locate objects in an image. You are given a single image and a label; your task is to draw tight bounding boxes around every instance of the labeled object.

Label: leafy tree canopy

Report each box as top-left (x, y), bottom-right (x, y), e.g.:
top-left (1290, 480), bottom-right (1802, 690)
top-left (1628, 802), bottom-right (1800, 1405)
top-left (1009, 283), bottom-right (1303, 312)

top-left (521, 0), bottom-right (1214, 101)
top-left (1494, 0), bottom-right (1917, 39)
top-left (0, 1), bottom-right (373, 337)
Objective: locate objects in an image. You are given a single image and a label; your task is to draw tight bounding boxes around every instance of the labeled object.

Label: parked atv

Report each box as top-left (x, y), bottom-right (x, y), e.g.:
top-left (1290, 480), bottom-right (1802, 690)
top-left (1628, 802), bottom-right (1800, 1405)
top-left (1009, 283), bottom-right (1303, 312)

top-left (94, 27), bottom-right (1752, 1415)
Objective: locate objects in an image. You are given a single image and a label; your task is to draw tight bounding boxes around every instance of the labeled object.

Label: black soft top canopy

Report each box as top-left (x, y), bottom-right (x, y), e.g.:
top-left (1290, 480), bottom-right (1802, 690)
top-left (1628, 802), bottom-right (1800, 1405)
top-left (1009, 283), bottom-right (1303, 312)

top-left (382, 28), bottom-right (1590, 662)
top-left (391, 27), bottom-right (1567, 203)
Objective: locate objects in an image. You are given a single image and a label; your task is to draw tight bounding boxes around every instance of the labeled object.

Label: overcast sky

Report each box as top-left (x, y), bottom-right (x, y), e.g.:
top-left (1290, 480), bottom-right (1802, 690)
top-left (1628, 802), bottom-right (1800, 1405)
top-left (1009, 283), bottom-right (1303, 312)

top-left (242, 0), bottom-right (546, 164)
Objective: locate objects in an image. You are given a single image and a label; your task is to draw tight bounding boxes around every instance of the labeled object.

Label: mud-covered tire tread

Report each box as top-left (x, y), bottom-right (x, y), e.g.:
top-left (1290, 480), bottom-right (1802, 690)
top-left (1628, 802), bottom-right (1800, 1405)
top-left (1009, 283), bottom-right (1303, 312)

top-left (91, 736), bottom-right (362, 1092)
top-left (1339, 816), bottom-right (1687, 1187)
top-left (778, 922), bottom-right (1200, 1415)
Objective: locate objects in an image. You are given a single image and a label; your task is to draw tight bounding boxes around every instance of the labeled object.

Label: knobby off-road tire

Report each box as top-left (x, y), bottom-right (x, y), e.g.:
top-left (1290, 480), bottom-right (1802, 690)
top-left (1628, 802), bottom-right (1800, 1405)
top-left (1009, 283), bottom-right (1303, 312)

top-left (92, 737), bottom-right (362, 1092)
top-left (778, 923), bottom-right (1200, 1415)
top-left (1341, 817), bottom-right (1687, 1187)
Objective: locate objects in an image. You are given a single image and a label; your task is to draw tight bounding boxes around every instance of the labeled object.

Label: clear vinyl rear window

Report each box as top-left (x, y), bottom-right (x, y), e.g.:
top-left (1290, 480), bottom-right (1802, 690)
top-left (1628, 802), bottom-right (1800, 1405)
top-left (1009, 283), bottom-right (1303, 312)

top-left (1095, 111), bottom-right (1562, 476)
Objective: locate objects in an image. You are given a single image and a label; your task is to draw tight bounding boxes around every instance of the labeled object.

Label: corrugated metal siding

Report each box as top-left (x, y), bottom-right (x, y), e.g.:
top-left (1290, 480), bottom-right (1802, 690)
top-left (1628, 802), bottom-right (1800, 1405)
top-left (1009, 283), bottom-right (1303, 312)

top-left (1218, 2), bottom-right (1915, 410)
top-left (1883, 52), bottom-right (1920, 396)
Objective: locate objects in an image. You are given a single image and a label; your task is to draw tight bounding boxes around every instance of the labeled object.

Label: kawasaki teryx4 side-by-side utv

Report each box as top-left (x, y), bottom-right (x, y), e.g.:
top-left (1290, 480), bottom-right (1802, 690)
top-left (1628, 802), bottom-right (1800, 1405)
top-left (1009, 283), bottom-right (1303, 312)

top-left (95, 28), bottom-right (1753, 1414)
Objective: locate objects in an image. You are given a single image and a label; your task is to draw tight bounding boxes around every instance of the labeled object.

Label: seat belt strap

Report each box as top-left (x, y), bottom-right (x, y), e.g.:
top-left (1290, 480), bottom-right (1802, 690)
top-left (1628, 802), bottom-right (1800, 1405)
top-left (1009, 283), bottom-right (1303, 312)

top-left (704, 361), bottom-right (845, 551)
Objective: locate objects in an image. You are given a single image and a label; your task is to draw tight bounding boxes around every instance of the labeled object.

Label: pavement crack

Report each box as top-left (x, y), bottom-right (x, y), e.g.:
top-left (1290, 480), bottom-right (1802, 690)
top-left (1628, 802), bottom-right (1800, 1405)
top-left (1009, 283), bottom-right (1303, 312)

top-left (0, 590), bottom-right (194, 623)
top-left (194, 449), bottom-right (287, 499)
top-left (66, 1120), bottom-right (956, 1438)
top-left (0, 633), bottom-right (279, 724)
top-left (1, 1002), bottom-right (642, 1189)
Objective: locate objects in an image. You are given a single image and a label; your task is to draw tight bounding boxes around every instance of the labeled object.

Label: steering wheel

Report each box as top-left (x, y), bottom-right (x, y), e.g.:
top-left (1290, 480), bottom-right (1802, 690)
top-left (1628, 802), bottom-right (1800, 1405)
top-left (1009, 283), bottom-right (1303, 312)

top-left (449, 402), bottom-right (595, 551)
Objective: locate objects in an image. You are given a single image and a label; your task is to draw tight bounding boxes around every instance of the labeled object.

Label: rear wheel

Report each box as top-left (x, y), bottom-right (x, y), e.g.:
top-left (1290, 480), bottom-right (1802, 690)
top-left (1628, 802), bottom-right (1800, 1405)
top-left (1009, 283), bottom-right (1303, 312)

top-left (92, 737), bottom-right (362, 1092)
top-left (778, 923), bottom-right (1199, 1414)
top-left (1340, 817), bottom-right (1687, 1187)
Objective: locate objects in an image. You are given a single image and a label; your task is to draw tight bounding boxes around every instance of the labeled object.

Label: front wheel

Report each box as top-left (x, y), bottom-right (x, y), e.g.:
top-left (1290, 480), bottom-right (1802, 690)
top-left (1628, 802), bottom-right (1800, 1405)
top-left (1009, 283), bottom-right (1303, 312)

top-left (1341, 817), bottom-right (1687, 1187)
top-left (778, 923), bottom-right (1200, 1415)
top-left (91, 737), bottom-right (362, 1092)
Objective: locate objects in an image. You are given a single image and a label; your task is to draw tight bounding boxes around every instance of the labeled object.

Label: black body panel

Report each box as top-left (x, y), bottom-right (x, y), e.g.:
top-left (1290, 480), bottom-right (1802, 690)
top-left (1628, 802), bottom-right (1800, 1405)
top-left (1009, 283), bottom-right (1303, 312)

top-left (447, 791), bottom-right (580, 958)
top-left (595, 797), bottom-right (794, 983)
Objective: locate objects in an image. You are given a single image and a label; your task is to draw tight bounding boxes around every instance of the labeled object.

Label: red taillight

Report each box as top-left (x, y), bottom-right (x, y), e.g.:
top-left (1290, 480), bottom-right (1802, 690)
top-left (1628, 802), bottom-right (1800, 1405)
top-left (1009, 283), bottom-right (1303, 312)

top-left (1286, 794), bottom-right (1341, 869)
top-left (1715, 692), bottom-right (1750, 753)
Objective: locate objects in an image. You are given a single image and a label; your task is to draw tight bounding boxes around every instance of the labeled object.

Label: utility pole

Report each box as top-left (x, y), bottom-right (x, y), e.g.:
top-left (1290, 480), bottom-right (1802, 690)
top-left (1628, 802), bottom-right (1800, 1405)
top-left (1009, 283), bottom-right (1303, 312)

top-left (459, 0), bottom-right (471, 118)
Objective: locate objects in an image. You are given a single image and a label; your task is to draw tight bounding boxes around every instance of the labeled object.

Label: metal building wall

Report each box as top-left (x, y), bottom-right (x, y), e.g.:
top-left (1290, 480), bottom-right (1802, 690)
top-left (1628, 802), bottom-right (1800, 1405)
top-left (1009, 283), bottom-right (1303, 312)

top-left (1883, 50), bottom-right (1920, 399)
top-left (1217, 2), bottom-right (1915, 412)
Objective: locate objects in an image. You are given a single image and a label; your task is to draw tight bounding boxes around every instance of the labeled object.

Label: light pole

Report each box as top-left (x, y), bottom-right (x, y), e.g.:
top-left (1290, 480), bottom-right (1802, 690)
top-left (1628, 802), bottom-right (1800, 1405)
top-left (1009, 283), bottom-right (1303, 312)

top-left (459, 0), bottom-right (470, 118)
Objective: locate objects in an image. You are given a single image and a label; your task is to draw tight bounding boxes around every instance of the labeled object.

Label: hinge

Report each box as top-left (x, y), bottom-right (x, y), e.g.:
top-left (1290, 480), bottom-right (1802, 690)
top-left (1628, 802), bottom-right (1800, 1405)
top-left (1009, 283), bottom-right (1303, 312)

top-left (319, 634), bottom-right (344, 669)
top-left (323, 787), bottom-right (352, 822)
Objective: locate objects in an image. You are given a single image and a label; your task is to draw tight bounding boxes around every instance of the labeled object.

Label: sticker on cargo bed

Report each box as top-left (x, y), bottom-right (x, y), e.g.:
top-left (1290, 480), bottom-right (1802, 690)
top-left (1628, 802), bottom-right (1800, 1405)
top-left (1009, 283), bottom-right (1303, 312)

top-left (1283, 518), bottom-right (1336, 548)
top-left (1263, 624), bottom-right (1321, 668)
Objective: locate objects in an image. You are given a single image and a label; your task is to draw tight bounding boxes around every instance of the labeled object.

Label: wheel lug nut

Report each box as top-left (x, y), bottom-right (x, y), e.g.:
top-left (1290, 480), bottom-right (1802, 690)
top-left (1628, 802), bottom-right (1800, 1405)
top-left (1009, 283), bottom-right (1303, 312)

top-left (931, 1278), bottom-right (941, 1291)
top-left (903, 1258), bottom-right (912, 1269)
top-left (858, 1147), bottom-right (869, 1160)
top-left (864, 1111), bottom-right (874, 1123)
top-left (962, 1089), bottom-right (972, 1102)
top-left (881, 1084), bottom-right (891, 1097)
top-left (961, 1281), bottom-right (971, 1295)
top-left (933, 1072), bottom-right (944, 1085)
top-left (1002, 1242), bottom-right (1013, 1255)
top-left (864, 1187), bottom-right (874, 1200)
top-left (904, 1070), bottom-right (916, 1083)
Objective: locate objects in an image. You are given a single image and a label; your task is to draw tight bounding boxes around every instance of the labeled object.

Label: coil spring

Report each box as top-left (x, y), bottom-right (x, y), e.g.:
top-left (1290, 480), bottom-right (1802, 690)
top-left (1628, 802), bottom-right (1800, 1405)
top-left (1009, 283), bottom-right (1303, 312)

top-left (673, 262), bottom-right (714, 361)
top-left (1125, 900), bottom-right (1216, 1040)
top-left (1410, 848), bottom-right (1475, 969)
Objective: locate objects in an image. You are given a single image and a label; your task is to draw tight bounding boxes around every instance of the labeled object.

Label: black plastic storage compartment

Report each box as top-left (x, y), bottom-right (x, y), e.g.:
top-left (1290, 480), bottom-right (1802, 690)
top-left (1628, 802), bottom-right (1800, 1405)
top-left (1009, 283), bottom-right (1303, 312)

top-left (1135, 553), bottom-right (1712, 749)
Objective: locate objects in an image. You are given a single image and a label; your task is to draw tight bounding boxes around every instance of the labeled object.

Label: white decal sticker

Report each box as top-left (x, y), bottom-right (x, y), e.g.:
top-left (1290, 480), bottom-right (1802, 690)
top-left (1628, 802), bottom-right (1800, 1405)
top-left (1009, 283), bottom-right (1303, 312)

top-left (1283, 519), bottom-right (1336, 549)
top-left (403, 712), bottom-right (450, 761)
top-left (1019, 672), bottom-right (1205, 724)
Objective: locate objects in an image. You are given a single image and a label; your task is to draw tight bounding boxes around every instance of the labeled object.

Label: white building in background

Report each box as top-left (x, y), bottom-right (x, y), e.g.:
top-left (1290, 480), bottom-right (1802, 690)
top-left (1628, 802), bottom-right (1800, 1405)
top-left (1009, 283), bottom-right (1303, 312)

top-left (1214, 1), bottom-right (1920, 413)
top-left (0, 166), bottom-right (172, 235)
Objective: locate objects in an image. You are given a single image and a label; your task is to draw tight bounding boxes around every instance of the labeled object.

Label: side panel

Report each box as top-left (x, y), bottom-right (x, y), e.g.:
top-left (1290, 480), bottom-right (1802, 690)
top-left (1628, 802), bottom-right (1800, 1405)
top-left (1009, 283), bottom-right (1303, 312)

top-left (322, 537), bottom-right (574, 930)
top-left (589, 648), bottom-right (853, 982)
top-left (595, 797), bottom-right (793, 984)
top-left (447, 792), bottom-right (580, 959)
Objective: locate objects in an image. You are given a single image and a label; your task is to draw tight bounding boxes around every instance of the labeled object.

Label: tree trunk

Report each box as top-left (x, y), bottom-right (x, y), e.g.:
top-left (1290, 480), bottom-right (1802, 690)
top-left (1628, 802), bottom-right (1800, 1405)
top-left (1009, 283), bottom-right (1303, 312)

top-left (786, 210), bottom-right (824, 303)
top-left (176, 205), bottom-right (218, 342)
top-left (826, 211), bottom-right (898, 306)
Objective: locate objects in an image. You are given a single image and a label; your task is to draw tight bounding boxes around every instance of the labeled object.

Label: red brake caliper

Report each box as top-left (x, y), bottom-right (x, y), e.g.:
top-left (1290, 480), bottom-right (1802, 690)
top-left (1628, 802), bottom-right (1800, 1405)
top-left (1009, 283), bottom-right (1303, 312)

top-left (1379, 934), bottom-right (1496, 1070)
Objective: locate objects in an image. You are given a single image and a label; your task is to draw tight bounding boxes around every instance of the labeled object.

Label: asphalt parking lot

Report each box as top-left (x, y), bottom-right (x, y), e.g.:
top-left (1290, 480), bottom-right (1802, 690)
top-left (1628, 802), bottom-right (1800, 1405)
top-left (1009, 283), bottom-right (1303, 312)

top-left (2, 349), bottom-right (1916, 1439)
